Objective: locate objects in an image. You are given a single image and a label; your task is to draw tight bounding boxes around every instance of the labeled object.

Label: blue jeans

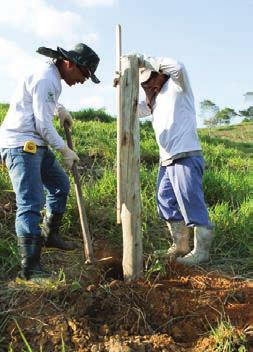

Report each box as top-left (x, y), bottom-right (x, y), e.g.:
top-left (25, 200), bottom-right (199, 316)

top-left (1, 147), bottom-right (70, 237)
top-left (156, 156), bottom-right (210, 227)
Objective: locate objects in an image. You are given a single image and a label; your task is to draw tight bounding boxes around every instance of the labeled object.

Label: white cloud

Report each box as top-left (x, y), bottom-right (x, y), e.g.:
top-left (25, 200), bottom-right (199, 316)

top-left (73, 0), bottom-right (116, 7)
top-left (0, 0), bottom-right (98, 44)
top-left (78, 95), bottom-right (106, 109)
top-left (0, 38), bottom-right (43, 81)
top-left (59, 79), bottom-right (116, 113)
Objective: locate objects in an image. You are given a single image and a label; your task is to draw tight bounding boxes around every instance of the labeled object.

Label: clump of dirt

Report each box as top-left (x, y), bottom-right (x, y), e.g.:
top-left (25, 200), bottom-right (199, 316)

top-left (1, 255), bottom-right (252, 352)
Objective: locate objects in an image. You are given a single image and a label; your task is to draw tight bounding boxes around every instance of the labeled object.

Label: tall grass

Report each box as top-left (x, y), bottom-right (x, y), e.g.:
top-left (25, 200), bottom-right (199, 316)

top-left (70, 107), bottom-right (114, 122)
top-left (0, 104), bottom-right (252, 277)
top-left (210, 201), bottom-right (253, 258)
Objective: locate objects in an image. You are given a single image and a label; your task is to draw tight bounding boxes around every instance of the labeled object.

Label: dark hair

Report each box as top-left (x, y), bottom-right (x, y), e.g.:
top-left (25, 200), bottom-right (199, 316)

top-left (141, 71), bottom-right (159, 87)
top-left (54, 58), bottom-right (64, 64)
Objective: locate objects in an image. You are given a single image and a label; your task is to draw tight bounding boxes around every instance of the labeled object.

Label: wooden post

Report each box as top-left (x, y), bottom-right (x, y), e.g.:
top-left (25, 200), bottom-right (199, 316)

top-left (116, 24), bottom-right (122, 224)
top-left (120, 55), bottom-right (143, 280)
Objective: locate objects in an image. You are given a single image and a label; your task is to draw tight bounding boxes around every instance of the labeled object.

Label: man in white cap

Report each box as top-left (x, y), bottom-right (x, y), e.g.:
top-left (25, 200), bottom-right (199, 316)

top-left (0, 43), bottom-right (100, 280)
top-left (136, 55), bottom-right (214, 266)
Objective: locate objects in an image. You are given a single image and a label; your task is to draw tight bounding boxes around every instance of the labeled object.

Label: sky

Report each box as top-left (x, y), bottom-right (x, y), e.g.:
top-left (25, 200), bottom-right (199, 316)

top-left (0, 0), bottom-right (252, 126)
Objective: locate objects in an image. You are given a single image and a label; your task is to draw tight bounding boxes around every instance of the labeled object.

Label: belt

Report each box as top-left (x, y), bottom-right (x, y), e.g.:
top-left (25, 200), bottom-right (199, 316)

top-left (161, 150), bottom-right (202, 166)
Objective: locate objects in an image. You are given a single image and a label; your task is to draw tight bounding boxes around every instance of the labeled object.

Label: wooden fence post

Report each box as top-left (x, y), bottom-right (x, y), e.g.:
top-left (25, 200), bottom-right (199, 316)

top-left (120, 55), bottom-right (143, 280)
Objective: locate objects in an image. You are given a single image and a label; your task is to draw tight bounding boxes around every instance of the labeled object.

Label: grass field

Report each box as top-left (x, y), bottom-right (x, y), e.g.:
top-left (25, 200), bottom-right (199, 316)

top-left (0, 104), bottom-right (252, 351)
top-left (0, 108), bottom-right (252, 265)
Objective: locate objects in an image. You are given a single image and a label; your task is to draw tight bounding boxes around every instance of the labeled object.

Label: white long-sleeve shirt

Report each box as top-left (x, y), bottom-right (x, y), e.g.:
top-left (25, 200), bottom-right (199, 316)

top-left (137, 56), bottom-right (201, 162)
top-left (0, 62), bottom-right (65, 150)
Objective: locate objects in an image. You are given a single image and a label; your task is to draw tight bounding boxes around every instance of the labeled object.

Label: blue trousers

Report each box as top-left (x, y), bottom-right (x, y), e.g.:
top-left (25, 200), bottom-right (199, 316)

top-left (156, 156), bottom-right (210, 227)
top-left (1, 147), bottom-right (70, 237)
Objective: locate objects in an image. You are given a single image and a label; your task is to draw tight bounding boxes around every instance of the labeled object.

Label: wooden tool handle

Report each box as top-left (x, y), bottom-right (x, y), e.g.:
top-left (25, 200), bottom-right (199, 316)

top-left (64, 122), bottom-right (95, 263)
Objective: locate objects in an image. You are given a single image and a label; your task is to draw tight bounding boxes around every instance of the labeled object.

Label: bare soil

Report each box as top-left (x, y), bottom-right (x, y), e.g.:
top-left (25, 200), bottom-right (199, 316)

top-left (0, 243), bottom-right (252, 352)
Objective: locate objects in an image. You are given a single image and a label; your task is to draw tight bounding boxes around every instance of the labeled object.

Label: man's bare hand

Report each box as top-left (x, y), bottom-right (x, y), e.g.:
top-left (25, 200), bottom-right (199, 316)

top-left (113, 71), bottom-right (121, 87)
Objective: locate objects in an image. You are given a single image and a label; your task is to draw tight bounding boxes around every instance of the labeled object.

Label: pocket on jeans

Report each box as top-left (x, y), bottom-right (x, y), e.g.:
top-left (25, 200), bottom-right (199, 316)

top-left (10, 147), bottom-right (25, 156)
top-left (8, 148), bottom-right (34, 170)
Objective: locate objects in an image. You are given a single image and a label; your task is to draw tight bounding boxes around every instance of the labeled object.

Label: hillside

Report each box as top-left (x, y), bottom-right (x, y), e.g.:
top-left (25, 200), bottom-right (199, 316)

top-left (0, 105), bottom-right (252, 351)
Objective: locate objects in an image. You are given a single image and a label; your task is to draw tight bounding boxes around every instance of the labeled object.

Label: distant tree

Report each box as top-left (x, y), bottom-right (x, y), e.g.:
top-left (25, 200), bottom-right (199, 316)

top-left (200, 100), bottom-right (239, 127)
top-left (200, 100), bottom-right (219, 128)
top-left (0, 103), bottom-right (9, 110)
top-left (216, 107), bottom-right (238, 125)
top-left (238, 106), bottom-right (253, 122)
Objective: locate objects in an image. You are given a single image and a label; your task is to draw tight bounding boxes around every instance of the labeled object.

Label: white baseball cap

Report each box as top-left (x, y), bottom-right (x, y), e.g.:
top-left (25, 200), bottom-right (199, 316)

top-left (139, 68), bottom-right (153, 84)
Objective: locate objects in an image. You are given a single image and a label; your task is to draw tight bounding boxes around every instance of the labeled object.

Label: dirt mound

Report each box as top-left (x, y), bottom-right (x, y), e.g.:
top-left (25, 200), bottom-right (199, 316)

top-left (1, 259), bottom-right (252, 352)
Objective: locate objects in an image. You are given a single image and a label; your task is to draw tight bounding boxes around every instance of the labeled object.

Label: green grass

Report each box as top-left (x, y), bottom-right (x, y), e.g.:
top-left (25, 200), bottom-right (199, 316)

top-left (209, 319), bottom-right (248, 352)
top-left (0, 104), bottom-right (252, 350)
top-left (0, 104), bottom-right (252, 277)
top-left (70, 107), bottom-right (114, 123)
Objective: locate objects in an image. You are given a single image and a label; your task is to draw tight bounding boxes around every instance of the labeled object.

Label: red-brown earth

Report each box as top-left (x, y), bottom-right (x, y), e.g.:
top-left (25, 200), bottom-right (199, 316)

top-left (0, 246), bottom-right (252, 352)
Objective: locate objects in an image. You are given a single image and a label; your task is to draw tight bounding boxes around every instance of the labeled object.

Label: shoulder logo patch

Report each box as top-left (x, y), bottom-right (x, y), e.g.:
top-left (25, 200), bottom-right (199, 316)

top-left (46, 91), bottom-right (54, 103)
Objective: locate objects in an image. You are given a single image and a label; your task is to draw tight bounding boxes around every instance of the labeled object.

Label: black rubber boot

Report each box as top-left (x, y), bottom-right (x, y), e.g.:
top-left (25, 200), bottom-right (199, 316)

top-left (42, 213), bottom-right (76, 251)
top-left (17, 236), bottom-right (51, 280)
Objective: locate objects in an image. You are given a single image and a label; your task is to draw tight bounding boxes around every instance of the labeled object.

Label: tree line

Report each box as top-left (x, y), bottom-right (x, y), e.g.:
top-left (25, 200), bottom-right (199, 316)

top-left (200, 100), bottom-right (253, 128)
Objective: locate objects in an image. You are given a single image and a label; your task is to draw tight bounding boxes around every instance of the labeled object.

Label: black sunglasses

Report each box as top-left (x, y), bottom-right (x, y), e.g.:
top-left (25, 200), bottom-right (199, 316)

top-left (77, 65), bottom-right (90, 80)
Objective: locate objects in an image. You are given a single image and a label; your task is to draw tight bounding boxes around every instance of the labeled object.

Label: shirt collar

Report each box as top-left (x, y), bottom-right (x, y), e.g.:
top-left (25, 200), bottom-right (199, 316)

top-left (53, 63), bottom-right (62, 81)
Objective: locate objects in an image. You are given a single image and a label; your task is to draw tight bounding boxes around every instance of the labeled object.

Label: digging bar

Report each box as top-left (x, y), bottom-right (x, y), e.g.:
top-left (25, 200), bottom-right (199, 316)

top-left (64, 122), bottom-right (95, 264)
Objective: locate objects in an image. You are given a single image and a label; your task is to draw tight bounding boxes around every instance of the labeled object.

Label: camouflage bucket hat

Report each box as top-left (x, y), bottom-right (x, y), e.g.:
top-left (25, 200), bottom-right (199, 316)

top-left (37, 43), bottom-right (100, 84)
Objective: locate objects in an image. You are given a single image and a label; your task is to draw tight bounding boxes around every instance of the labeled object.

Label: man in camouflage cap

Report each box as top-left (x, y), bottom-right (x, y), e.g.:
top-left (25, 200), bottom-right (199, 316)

top-left (0, 43), bottom-right (100, 281)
